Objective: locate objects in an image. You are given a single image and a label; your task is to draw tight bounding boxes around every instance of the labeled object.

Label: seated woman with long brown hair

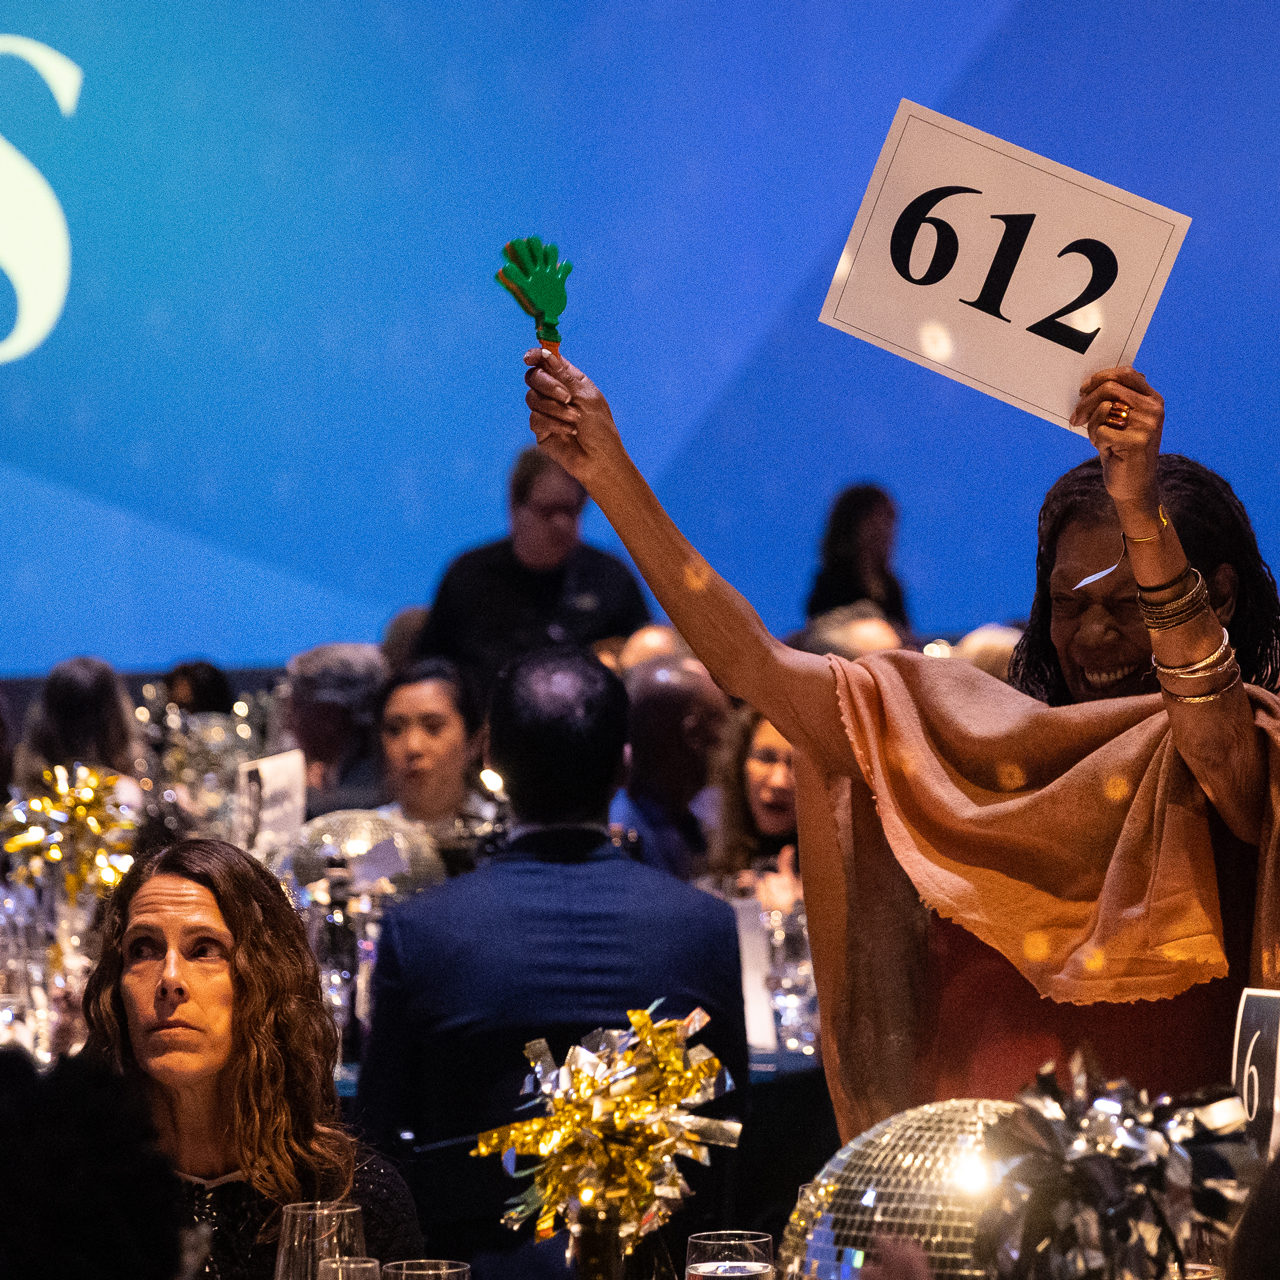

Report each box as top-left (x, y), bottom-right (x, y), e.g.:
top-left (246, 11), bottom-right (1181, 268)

top-left (83, 839), bottom-right (424, 1278)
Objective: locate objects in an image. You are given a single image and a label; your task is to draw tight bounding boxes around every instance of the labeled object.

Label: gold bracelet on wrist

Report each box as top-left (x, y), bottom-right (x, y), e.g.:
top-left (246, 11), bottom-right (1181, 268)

top-left (1123, 504), bottom-right (1169, 546)
top-left (1151, 628), bottom-right (1232, 679)
top-left (1158, 655), bottom-right (1238, 686)
top-left (1161, 669), bottom-right (1241, 704)
top-left (1139, 569), bottom-right (1210, 631)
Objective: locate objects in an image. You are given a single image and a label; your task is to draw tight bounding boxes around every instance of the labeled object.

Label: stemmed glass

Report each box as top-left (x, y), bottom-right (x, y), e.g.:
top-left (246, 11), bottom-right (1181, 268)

top-left (317, 1261), bottom-right (381, 1279)
top-left (686, 1231), bottom-right (773, 1279)
top-left (381, 1264), bottom-right (470, 1278)
top-left (273, 1202), bottom-right (366, 1280)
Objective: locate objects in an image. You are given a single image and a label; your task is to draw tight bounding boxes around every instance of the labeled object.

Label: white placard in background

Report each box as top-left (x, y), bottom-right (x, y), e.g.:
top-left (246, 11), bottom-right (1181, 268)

top-left (820, 100), bottom-right (1191, 432)
top-left (1233, 987), bottom-right (1280, 1160)
top-left (235, 749), bottom-right (306, 861)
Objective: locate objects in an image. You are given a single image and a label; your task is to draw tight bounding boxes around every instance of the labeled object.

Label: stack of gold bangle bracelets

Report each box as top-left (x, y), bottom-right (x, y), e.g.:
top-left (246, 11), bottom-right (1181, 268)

top-left (1140, 567), bottom-right (1241, 703)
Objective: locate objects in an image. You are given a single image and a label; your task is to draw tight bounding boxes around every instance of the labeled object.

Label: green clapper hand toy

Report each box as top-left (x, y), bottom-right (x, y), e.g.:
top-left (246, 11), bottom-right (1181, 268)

top-left (496, 236), bottom-right (572, 353)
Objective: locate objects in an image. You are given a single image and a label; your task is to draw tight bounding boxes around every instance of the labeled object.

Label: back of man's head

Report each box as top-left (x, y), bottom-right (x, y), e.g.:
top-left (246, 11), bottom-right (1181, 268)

top-left (488, 647), bottom-right (628, 825)
top-left (623, 656), bottom-right (727, 804)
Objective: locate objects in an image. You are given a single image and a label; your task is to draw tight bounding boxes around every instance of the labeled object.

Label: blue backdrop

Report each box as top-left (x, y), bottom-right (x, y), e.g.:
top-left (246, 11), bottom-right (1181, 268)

top-left (0, 2), bottom-right (1276, 674)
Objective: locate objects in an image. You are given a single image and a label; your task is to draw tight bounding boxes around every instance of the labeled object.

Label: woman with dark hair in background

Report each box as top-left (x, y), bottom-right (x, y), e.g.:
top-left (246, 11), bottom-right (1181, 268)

top-left (166, 661), bottom-right (235, 716)
top-left (524, 349), bottom-right (1280, 1138)
top-left (805, 483), bottom-right (910, 634)
top-left (377, 658), bottom-right (503, 873)
top-left (83, 839), bottom-right (423, 1277)
top-left (15, 655), bottom-right (143, 792)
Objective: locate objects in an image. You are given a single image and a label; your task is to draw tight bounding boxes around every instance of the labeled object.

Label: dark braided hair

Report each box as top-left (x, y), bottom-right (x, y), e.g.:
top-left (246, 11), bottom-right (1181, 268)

top-left (1008, 455), bottom-right (1280, 705)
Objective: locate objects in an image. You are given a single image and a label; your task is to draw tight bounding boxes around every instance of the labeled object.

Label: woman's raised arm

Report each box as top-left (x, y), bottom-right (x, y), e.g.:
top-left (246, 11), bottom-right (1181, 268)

top-left (523, 347), bottom-right (849, 774)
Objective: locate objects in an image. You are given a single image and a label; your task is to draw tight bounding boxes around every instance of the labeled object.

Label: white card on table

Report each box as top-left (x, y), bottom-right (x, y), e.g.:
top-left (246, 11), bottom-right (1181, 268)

top-left (235, 748), bottom-right (306, 861)
top-left (820, 100), bottom-right (1191, 432)
top-left (1233, 987), bottom-right (1280, 1159)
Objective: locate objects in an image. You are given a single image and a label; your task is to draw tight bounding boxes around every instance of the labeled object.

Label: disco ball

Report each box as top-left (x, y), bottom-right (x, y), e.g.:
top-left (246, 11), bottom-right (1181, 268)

top-left (779, 1098), bottom-right (1019, 1279)
top-left (292, 809), bottom-right (445, 893)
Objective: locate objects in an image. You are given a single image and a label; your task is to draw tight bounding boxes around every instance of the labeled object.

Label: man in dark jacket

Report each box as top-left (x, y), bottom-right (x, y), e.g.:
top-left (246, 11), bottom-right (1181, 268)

top-left (415, 449), bottom-right (649, 696)
top-left (358, 647), bottom-right (748, 1277)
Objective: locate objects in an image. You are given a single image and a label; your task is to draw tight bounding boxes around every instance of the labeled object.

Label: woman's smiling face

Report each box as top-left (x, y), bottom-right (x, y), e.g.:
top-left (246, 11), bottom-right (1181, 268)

top-left (1049, 518), bottom-right (1158, 702)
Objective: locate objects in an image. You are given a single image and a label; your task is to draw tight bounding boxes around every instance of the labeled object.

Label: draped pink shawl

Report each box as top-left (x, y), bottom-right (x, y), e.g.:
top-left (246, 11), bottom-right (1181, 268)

top-left (795, 649), bottom-right (1280, 1132)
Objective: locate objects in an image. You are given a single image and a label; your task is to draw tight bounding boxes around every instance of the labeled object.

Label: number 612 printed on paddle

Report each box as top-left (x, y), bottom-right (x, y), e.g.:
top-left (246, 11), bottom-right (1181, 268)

top-left (891, 185), bottom-right (1118, 355)
top-left (821, 101), bottom-right (1190, 432)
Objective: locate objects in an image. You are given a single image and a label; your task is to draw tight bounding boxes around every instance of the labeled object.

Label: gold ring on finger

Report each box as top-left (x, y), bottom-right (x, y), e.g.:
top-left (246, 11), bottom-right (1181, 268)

top-left (1104, 400), bottom-right (1131, 428)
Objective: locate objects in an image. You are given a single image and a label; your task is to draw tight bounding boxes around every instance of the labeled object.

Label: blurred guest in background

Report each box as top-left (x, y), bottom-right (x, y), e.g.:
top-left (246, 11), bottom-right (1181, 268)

top-left (359, 647), bottom-right (747, 1279)
top-left (795, 602), bottom-right (903, 664)
top-left (14, 656), bottom-right (146, 795)
top-left (610, 655), bottom-right (729, 880)
top-left (953, 622), bottom-right (1025, 684)
top-left (415, 447), bottom-right (649, 695)
top-left (284, 643), bottom-right (388, 818)
top-left (377, 658), bottom-right (502, 874)
top-left (0, 688), bottom-right (12, 800)
top-left (805, 483), bottom-right (910, 635)
top-left (616, 622), bottom-right (689, 674)
top-left (83, 839), bottom-right (423, 1278)
top-left (708, 707), bottom-right (798, 907)
top-left (165, 660), bottom-right (235, 716)
top-left (381, 605), bottom-right (430, 676)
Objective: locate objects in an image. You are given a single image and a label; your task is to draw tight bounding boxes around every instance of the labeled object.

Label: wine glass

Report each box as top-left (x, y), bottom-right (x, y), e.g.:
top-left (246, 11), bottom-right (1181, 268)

top-left (317, 1261), bottom-right (381, 1279)
top-left (686, 1231), bottom-right (773, 1278)
top-left (381, 1264), bottom-right (470, 1278)
top-left (273, 1202), bottom-right (366, 1280)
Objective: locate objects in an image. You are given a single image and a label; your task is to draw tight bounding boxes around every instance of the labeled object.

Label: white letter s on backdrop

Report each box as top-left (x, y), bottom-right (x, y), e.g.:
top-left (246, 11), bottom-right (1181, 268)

top-left (0, 35), bottom-right (82, 365)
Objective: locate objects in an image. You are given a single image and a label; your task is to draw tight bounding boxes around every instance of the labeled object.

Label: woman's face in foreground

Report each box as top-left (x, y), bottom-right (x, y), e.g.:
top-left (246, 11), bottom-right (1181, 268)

top-left (1049, 518), bottom-right (1158, 702)
top-left (120, 875), bottom-right (235, 1093)
top-left (381, 679), bottom-right (472, 820)
top-left (744, 719), bottom-right (797, 838)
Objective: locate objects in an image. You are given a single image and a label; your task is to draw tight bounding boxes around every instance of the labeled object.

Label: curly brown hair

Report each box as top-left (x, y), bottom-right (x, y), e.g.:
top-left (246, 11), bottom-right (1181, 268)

top-left (82, 839), bottom-right (354, 1205)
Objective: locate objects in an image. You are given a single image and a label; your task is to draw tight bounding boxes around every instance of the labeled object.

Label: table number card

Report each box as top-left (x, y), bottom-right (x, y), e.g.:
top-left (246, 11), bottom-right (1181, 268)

top-left (1233, 987), bottom-right (1280, 1159)
top-left (820, 100), bottom-right (1191, 432)
top-left (235, 748), bottom-right (306, 862)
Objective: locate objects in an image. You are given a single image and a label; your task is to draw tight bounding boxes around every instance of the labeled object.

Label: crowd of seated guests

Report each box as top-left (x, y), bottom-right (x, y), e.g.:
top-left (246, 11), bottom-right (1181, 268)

top-left (0, 454), bottom-right (1045, 1277)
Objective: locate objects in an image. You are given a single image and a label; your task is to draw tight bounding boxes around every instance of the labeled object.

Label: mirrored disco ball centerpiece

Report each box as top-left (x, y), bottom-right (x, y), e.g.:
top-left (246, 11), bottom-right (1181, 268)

top-left (291, 809), bottom-right (445, 894)
top-left (779, 1098), bottom-right (1018, 1279)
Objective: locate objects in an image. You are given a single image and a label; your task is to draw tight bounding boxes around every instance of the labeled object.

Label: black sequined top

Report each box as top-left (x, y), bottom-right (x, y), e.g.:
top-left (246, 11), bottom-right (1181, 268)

top-left (179, 1149), bottom-right (425, 1279)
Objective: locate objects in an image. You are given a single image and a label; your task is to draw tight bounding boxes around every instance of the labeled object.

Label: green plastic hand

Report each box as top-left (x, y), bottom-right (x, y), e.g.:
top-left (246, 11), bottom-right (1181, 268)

top-left (496, 236), bottom-right (572, 344)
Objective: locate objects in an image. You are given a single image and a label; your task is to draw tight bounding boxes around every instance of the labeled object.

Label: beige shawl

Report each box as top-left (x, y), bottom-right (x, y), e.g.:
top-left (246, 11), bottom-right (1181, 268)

top-left (795, 648), bottom-right (1280, 1134)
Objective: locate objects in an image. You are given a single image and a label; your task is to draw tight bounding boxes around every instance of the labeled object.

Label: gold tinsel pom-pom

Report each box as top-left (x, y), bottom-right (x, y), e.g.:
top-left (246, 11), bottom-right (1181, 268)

top-left (2, 763), bottom-right (137, 900)
top-left (472, 1004), bottom-right (741, 1250)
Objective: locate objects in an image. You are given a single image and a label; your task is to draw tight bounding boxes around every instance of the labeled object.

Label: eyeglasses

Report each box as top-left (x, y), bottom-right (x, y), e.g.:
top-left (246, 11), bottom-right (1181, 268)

top-left (524, 499), bottom-right (585, 521)
top-left (746, 747), bottom-right (793, 772)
